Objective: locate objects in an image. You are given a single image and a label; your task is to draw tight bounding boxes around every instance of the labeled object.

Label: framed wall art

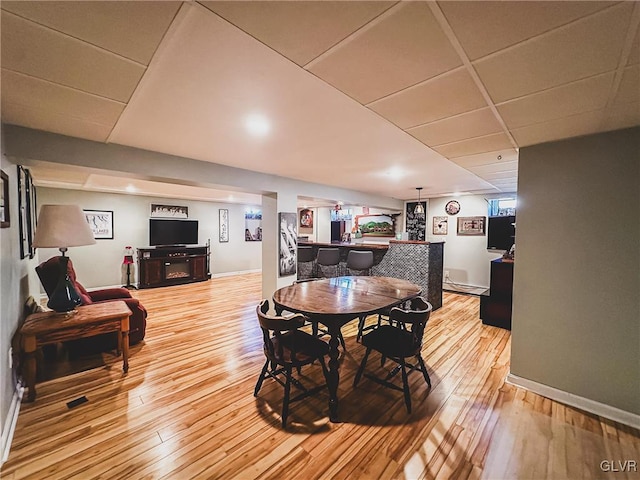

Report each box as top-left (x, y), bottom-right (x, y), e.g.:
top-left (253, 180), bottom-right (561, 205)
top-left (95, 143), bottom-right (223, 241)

top-left (17, 165), bottom-right (30, 258)
top-left (354, 214), bottom-right (396, 237)
top-left (219, 209), bottom-right (229, 242)
top-left (433, 216), bottom-right (448, 235)
top-left (279, 212), bottom-right (297, 277)
top-left (151, 204), bottom-right (188, 218)
top-left (299, 208), bottom-right (313, 229)
top-left (26, 169), bottom-right (37, 258)
top-left (84, 210), bottom-right (114, 239)
top-left (245, 210), bottom-right (262, 241)
top-left (457, 216), bottom-right (486, 236)
top-left (1, 170), bottom-right (9, 228)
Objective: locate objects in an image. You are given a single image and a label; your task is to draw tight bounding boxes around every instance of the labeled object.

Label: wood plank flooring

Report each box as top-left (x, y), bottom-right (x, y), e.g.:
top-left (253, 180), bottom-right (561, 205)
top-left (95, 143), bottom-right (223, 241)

top-left (2, 273), bottom-right (639, 479)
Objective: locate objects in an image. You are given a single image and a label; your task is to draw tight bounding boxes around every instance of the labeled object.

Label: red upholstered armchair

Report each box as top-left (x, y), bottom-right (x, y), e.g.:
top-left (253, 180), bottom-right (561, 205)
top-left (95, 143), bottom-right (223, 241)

top-left (36, 256), bottom-right (147, 346)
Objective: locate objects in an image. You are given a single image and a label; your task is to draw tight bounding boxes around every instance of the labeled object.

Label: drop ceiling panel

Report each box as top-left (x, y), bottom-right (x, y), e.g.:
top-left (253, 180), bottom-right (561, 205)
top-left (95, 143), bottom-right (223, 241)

top-left (110, 4), bottom-right (489, 200)
top-left (84, 175), bottom-right (263, 205)
top-left (439, 1), bottom-right (615, 61)
top-left (201, 1), bottom-right (394, 66)
top-left (613, 65), bottom-right (640, 105)
top-left (408, 107), bottom-right (503, 146)
top-left (468, 161), bottom-right (519, 176)
top-left (1, 102), bottom-right (111, 142)
top-left (473, 3), bottom-right (633, 103)
top-left (27, 164), bottom-right (91, 187)
top-left (497, 72), bottom-right (614, 129)
top-left (450, 149), bottom-right (518, 169)
top-left (475, 171), bottom-right (518, 182)
top-left (511, 110), bottom-right (603, 147)
top-left (433, 133), bottom-right (513, 159)
top-left (0, 1), bottom-right (180, 65)
top-left (368, 68), bottom-right (487, 129)
top-left (628, 28), bottom-right (639, 66)
top-left (1, 69), bottom-right (125, 126)
top-left (1, 11), bottom-right (145, 102)
top-left (604, 102), bottom-right (640, 131)
top-left (307, 2), bottom-right (462, 104)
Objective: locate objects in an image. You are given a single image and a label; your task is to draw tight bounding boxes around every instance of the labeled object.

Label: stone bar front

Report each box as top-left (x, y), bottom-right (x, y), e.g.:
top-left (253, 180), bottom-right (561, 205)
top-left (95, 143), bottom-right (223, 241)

top-left (298, 240), bottom-right (444, 310)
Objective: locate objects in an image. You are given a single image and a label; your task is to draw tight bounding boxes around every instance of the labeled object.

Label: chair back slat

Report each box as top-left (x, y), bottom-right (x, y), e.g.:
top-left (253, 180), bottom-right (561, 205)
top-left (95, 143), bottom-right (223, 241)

top-left (256, 299), bottom-right (309, 364)
top-left (388, 296), bottom-right (432, 349)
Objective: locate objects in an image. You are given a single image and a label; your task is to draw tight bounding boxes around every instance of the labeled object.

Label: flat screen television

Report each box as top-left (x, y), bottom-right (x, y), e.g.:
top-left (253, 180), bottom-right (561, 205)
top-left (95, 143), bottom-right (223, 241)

top-left (487, 215), bottom-right (516, 251)
top-left (149, 219), bottom-right (198, 246)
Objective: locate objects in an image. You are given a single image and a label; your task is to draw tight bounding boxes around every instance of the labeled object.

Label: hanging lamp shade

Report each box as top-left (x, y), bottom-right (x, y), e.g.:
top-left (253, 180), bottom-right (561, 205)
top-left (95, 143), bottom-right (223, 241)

top-left (414, 188), bottom-right (425, 215)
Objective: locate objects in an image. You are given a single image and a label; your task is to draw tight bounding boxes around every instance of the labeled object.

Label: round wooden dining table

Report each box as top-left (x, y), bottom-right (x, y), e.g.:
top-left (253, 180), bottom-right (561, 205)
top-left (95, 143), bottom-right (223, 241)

top-left (272, 276), bottom-right (422, 422)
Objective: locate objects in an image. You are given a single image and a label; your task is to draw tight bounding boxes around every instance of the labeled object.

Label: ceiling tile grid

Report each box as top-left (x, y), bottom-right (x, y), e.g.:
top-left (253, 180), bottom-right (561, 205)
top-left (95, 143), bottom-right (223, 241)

top-left (1, 69), bottom-right (125, 127)
top-left (367, 67), bottom-right (488, 129)
top-left (1, 10), bottom-right (145, 103)
top-left (201, 1), bottom-right (394, 67)
top-left (307, 2), bottom-right (463, 104)
top-left (407, 107), bottom-right (503, 147)
top-left (0, 1), bottom-right (180, 65)
top-left (2, 1), bottom-right (639, 201)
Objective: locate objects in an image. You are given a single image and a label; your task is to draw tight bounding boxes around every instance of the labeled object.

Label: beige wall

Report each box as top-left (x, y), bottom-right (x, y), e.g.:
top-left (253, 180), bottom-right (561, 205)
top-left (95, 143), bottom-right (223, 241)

top-left (427, 195), bottom-right (504, 288)
top-left (511, 127), bottom-right (639, 415)
top-left (36, 188), bottom-right (263, 289)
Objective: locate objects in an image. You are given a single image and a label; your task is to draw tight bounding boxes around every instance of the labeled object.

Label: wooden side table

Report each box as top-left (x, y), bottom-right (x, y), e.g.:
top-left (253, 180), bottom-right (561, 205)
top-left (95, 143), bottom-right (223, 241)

top-left (20, 301), bottom-right (132, 402)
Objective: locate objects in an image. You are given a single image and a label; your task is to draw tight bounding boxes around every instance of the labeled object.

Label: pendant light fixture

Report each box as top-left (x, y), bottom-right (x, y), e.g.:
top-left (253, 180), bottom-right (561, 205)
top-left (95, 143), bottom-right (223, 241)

top-left (414, 187), bottom-right (425, 215)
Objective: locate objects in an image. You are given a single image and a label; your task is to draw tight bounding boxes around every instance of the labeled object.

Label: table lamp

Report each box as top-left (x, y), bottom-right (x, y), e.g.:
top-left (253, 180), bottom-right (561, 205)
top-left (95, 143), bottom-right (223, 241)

top-left (33, 205), bottom-right (96, 313)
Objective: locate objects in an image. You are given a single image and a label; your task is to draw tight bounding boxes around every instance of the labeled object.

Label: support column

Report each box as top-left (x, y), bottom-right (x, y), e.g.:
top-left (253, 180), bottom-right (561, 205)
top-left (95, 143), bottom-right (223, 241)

top-left (261, 190), bottom-right (298, 302)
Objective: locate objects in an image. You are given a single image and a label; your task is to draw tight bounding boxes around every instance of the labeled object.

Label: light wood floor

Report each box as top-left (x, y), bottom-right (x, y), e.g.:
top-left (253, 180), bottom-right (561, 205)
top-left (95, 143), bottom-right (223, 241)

top-left (3, 273), bottom-right (639, 479)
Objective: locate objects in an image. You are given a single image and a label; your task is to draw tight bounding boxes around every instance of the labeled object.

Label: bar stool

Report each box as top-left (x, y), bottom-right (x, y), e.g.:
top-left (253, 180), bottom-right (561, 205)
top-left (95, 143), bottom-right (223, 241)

top-left (297, 246), bottom-right (315, 279)
top-left (347, 250), bottom-right (375, 341)
top-left (316, 248), bottom-right (341, 278)
top-left (346, 250), bottom-right (374, 276)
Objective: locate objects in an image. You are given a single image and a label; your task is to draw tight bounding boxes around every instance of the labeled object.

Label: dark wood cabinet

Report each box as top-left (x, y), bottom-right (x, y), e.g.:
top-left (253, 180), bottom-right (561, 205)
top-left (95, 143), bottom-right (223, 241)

top-left (480, 258), bottom-right (513, 330)
top-left (138, 246), bottom-right (210, 289)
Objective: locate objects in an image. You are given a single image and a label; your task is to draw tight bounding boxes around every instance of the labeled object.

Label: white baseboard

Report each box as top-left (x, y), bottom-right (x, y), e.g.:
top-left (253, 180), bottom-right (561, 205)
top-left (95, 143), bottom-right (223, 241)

top-left (506, 373), bottom-right (640, 430)
top-left (1, 385), bottom-right (24, 465)
top-left (212, 269), bottom-right (261, 278)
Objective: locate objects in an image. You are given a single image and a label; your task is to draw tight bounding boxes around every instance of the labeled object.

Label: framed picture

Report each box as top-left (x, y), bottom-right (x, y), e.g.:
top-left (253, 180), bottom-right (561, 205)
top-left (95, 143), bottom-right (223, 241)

top-left (245, 210), bottom-right (262, 241)
top-left (151, 204), bottom-right (188, 218)
top-left (354, 214), bottom-right (396, 237)
top-left (26, 169), bottom-right (37, 258)
top-left (1, 170), bottom-right (9, 228)
top-left (17, 165), bottom-right (29, 259)
top-left (84, 210), bottom-right (114, 239)
top-left (219, 209), bottom-right (229, 242)
top-left (299, 208), bottom-right (313, 229)
top-left (457, 216), bottom-right (486, 236)
top-left (279, 212), bottom-right (297, 277)
top-left (433, 216), bottom-right (448, 235)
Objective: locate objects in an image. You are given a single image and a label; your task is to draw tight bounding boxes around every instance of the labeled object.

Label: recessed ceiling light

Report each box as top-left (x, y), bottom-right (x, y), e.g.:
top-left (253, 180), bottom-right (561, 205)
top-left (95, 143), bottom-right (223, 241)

top-left (245, 113), bottom-right (271, 137)
top-left (125, 184), bottom-right (136, 193)
top-left (385, 166), bottom-right (405, 180)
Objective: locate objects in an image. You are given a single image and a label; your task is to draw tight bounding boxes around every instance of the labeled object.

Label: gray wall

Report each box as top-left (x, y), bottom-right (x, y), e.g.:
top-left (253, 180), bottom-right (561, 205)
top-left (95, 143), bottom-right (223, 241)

top-left (0, 133), bottom-right (40, 453)
top-left (511, 127), bottom-right (640, 415)
top-left (36, 188), bottom-right (263, 289)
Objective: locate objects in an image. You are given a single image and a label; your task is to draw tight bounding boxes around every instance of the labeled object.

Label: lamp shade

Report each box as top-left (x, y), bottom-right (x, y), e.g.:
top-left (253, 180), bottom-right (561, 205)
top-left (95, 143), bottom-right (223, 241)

top-left (33, 205), bottom-right (97, 249)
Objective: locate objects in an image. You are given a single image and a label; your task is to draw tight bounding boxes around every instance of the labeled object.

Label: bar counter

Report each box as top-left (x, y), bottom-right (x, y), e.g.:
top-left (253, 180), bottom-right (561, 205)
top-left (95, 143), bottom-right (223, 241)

top-left (298, 240), bottom-right (444, 309)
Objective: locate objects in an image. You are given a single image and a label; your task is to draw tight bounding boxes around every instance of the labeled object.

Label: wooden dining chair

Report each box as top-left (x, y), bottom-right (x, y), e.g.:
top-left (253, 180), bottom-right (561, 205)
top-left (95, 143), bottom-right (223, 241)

top-left (353, 296), bottom-right (433, 413)
top-left (254, 299), bottom-right (330, 428)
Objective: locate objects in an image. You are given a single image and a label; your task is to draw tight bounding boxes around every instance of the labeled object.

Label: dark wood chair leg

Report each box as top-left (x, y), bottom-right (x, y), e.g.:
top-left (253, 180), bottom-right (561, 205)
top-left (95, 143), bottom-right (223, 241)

top-left (282, 367), bottom-right (292, 428)
top-left (417, 355), bottom-right (431, 387)
top-left (254, 360), bottom-right (270, 396)
top-left (353, 347), bottom-right (371, 387)
top-left (400, 358), bottom-right (412, 413)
